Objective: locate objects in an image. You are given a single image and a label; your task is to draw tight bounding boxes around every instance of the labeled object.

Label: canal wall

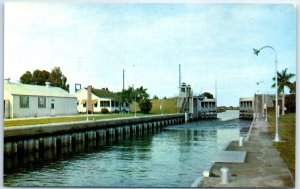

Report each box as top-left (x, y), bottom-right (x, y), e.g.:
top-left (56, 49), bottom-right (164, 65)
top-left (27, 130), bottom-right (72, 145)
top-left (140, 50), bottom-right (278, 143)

top-left (4, 114), bottom-right (185, 159)
top-left (197, 118), bottom-right (294, 187)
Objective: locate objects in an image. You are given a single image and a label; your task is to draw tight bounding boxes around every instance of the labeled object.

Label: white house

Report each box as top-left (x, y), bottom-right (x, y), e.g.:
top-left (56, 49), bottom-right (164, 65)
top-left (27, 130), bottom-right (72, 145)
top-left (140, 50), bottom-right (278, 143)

top-left (4, 82), bottom-right (77, 119)
top-left (75, 86), bottom-right (129, 113)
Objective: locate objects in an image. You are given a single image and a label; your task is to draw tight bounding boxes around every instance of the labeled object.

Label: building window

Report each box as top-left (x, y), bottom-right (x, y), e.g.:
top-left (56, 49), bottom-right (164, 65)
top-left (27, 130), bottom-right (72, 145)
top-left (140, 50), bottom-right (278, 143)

top-left (38, 97), bottom-right (46, 108)
top-left (100, 101), bottom-right (110, 107)
top-left (94, 101), bottom-right (98, 108)
top-left (20, 96), bottom-right (29, 108)
top-left (83, 102), bottom-right (86, 108)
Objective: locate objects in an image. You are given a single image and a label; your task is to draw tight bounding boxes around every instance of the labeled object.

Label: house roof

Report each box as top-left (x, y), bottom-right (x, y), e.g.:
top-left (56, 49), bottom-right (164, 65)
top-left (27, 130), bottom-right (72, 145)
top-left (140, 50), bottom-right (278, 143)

top-left (240, 97), bottom-right (254, 102)
top-left (201, 98), bottom-right (216, 102)
top-left (91, 88), bottom-right (119, 100)
top-left (4, 82), bottom-right (75, 98)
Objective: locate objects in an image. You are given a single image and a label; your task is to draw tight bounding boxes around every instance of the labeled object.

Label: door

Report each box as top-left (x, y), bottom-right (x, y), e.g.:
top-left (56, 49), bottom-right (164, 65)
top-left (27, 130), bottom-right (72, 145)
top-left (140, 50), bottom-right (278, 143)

top-left (50, 102), bottom-right (55, 116)
top-left (4, 100), bottom-right (10, 119)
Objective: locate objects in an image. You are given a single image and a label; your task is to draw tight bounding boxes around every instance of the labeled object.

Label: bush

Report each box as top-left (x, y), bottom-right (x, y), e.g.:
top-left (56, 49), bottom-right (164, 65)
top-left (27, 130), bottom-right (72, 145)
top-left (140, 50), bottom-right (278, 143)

top-left (285, 94), bottom-right (296, 113)
top-left (138, 99), bottom-right (152, 114)
top-left (101, 108), bottom-right (109, 114)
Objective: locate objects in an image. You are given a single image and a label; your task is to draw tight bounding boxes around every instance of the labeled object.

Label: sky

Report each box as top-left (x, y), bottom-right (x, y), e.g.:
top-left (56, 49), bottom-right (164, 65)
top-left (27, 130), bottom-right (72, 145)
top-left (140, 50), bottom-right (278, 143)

top-left (4, 2), bottom-right (296, 106)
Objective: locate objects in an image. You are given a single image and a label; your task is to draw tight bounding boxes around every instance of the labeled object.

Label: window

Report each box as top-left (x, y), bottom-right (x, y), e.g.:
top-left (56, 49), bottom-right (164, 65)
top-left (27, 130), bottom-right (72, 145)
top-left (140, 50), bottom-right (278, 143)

top-left (100, 101), bottom-right (110, 107)
top-left (111, 101), bottom-right (115, 107)
top-left (94, 101), bottom-right (98, 108)
top-left (38, 97), bottom-right (46, 108)
top-left (20, 96), bottom-right (29, 108)
top-left (83, 102), bottom-right (86, 108)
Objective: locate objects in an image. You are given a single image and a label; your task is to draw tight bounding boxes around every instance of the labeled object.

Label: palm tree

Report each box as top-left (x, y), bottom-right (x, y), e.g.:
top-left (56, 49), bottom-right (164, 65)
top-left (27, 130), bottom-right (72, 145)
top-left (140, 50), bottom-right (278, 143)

top-left (289, 81), bottom-right (296, 94)
top-left (272, 68), bottom-right (295, 115)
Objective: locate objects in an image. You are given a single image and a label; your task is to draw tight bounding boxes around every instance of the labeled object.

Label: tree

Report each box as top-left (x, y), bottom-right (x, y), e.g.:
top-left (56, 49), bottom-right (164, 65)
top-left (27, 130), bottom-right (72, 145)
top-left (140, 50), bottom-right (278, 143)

top-left (120, 86), bottom-right (151, 113)
top-left (135, 86), bottom-right (150, 102)
top-left (121, 86), bottom-right (150, 104)
top-left (272, 68), bottom-right (295, 115)
top-left (138, 99), bottom-right (152, 114)
top-left (289, 81), bottom-right (296, 94)
top-left (153, 95), bottom-right (159, 99)
top-left (20, 71), bottom-right (33, 84)
top-left (19, 67), bottom-right (69, 92)
top-left (49, 67), bottom-right (70, 92)
top-left (121, 86), bottom-right (135, 104)
top-left (32, 69), bottom-right (50, 85)
top-left (285, 94), bottom-right (295, 113)
top-left (200, 92), bottom-right (214, 99)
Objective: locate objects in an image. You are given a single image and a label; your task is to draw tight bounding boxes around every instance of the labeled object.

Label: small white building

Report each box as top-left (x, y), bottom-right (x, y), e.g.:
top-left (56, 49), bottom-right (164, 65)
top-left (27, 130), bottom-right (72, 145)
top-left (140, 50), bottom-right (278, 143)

top-left (75, 87), bottom-right (129, 113)
top-left (4, 82), bottom-right (77, 119)
top-left (239, 97), bottom-right (254, 119)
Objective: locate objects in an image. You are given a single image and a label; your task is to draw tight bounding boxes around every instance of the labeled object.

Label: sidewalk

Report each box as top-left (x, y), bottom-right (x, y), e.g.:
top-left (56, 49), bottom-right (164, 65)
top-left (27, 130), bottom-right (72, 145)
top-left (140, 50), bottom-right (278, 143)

top-left (198, 118), bottom-right (295, 187)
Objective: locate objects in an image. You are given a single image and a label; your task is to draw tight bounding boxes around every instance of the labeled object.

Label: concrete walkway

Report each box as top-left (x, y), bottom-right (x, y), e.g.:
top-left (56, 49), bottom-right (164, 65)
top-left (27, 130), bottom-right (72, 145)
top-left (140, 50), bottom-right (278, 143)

top-left (198, 118), bottom-right (295, 187)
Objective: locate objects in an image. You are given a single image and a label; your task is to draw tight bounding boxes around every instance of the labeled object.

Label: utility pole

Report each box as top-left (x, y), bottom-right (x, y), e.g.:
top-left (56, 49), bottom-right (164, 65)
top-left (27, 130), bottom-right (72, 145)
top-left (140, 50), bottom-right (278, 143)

top-left (178, 64), bottom-right (182, 113)
top-left (179, 64), bottom-right (181, 88)
top-left (123, 69), bottom-right (125, 92)
top-left (215, 80), bottom-right (217, 108)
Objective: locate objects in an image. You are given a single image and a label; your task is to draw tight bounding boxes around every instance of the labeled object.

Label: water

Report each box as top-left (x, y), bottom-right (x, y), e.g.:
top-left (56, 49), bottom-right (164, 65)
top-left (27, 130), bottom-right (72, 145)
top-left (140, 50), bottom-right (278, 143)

top-left (4, 110), bottom-right (251, 187)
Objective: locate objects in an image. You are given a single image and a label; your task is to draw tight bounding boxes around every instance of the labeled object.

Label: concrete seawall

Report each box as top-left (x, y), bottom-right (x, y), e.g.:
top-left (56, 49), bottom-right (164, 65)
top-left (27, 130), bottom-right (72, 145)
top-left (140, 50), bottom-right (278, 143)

top-left (4, 114), bottom-right (185, 160)
top-left (197, 117), bottom-right (294, 187)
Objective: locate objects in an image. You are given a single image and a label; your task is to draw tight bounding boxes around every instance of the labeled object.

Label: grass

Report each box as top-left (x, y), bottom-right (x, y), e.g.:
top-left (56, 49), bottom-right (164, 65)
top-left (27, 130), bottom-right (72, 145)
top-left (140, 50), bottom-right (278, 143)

top-left (129, 99), bottom-right (178, 114)
top-left (4, 113), bottom-right (147, 127)
top-left (150, 99), bottom-right (178, 114)
top-left (4, 99), bottom-right (178, 127)
top-left (267, 112), bottom-right (295, 180)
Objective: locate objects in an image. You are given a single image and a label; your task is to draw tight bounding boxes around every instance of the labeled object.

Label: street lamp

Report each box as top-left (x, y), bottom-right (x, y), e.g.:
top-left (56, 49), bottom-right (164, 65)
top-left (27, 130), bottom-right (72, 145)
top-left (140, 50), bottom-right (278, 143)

top-left (253, 46), bottom-right (280, 142)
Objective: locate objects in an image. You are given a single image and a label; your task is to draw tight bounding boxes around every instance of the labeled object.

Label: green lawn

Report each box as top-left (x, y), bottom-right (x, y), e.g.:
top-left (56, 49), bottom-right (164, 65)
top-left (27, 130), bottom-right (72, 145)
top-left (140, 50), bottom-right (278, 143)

top-left (150, 99), bottom-right (178, 114)
top-left (4, 99), bottom-right (178, 127)
top-left (129, 99), bottom-right (178, 114)
top-left (4, 113), bottom-right (146, 127)
top-left (267, 112), bottom-right (295, 180)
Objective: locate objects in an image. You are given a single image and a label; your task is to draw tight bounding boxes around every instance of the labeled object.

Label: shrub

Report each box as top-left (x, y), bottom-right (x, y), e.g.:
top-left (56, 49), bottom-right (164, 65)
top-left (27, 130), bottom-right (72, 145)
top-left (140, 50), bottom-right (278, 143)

top-left (101, 108), bottom-right (109, 114)
top-left (285, 94), bottom-right (296, 113)
top-left (138, 99), bottom-right (152, 114)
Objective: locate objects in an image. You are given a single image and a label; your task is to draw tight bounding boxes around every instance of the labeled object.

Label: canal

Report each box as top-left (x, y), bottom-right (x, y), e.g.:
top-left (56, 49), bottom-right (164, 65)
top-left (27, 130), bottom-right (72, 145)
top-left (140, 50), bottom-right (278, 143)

top-left (4, 110), bottom-right (251, 187)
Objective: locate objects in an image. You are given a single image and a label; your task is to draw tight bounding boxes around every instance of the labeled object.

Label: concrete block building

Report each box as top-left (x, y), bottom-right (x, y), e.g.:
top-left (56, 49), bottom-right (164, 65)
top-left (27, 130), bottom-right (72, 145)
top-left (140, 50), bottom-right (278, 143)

top-left (4, 82), bottom-right (77, 119)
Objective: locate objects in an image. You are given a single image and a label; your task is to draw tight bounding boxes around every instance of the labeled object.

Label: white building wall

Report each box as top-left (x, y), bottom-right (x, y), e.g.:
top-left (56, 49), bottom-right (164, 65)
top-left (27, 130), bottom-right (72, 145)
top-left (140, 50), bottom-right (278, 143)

top-left (12, 95), bottom-right (77, 118)
top-left (4, 91), bottom-right (13, 118)
top-left (76, 89), bottom-right (119, 113)
top-left (53, 97), bottom-right (77, 116)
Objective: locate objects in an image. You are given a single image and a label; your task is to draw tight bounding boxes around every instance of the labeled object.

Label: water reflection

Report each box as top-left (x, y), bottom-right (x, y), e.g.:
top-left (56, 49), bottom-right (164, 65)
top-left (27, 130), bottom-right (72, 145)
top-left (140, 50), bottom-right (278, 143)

top-left (4, 110), bottom-right (251, 187)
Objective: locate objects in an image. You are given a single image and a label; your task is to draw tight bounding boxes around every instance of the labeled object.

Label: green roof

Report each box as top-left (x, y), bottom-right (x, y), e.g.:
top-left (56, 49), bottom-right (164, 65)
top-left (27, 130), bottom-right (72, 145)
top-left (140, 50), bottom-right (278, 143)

top-left (91, 88), bottom-right (119, 100)
top-left (4, 83), bottom-right (75, 98)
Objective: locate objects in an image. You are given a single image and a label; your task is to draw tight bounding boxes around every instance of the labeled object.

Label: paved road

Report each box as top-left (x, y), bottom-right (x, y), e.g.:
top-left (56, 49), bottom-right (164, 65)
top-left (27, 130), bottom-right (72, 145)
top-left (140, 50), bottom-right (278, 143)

top-left (198, 118), bottom-right (295, 187)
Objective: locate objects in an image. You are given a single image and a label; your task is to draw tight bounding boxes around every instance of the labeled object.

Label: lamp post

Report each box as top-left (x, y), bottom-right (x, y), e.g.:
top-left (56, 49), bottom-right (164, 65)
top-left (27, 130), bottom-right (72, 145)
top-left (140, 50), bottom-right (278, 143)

top-left (253, 46), bottom-right (280, 142)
